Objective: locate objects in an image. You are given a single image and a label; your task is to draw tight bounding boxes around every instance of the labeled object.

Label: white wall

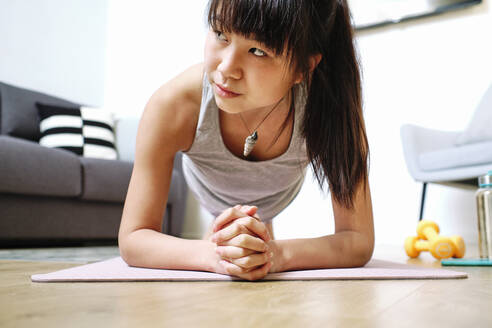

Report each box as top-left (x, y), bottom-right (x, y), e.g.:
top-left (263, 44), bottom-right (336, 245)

top-left (103, 0), bottom-right (209, 118)
top-left (0, 0), bottom-right (108, 106)
top-left (356, 1), bottom-right (492, 245)
top-left (105, 1), bottom-right (492, 246)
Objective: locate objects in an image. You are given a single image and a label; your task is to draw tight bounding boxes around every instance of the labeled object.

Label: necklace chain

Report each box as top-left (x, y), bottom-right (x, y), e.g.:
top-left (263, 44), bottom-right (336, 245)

top-left (239, 96), bottom-right (285, 157)
top-left (239, 97), bottom-right (284, 136)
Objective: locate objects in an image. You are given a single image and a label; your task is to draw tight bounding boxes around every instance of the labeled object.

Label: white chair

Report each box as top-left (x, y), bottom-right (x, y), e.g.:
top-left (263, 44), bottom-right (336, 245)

top-left (400, 83), bottom-right (492, 221)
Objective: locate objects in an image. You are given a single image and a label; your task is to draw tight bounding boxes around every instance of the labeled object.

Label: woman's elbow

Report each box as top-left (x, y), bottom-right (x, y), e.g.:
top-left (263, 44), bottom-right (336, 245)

top-left (352, 234), bottom-right (375, 267)
top-left (118, 231), bottom-right (135, 264)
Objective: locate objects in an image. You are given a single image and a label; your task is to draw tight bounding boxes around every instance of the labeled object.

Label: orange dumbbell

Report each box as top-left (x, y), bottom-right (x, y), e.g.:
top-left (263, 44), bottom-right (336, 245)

top-left (404, 220), bottom-right (465, 260)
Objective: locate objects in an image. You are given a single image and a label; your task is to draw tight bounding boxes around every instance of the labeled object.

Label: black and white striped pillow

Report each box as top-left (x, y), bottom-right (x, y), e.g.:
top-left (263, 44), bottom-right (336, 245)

top-left (37, 103), bottom-right (117, 159)
top-left (80, 106), bottom-right (117, 160)
top-left (37, 103), bottom-right (84, 155)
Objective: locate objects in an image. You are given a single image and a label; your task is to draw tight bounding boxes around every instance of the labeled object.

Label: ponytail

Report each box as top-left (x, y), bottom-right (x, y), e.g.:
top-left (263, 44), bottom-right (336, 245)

top-left (302, 0), bottom-right (369, 208)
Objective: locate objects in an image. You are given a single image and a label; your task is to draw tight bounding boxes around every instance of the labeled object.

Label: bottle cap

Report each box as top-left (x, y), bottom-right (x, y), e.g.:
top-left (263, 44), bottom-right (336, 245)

top-left (479, 170), bottom-right (492, 187)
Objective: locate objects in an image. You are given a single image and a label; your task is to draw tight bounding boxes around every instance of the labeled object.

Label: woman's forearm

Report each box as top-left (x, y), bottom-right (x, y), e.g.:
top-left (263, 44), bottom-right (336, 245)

top-left (119, 229), bottom-right (219, 272)
top-left (272, 231), bottom-right (374, 272)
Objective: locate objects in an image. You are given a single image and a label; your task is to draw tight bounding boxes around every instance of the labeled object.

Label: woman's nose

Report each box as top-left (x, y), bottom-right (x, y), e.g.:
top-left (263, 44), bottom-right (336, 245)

top-left (217, 48), bottom-right (242, 81)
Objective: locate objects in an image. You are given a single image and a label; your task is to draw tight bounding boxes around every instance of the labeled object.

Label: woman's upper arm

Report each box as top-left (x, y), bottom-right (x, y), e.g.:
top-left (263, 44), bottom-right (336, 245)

top-left (331, 179), bottom-right (374, 246)
top-left (119, 63), bottom-right (203, 239)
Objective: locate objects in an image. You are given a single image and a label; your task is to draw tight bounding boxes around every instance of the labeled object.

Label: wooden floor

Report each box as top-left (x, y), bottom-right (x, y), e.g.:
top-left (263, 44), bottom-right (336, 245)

top-left (1, 244), bottom-right (491, 328)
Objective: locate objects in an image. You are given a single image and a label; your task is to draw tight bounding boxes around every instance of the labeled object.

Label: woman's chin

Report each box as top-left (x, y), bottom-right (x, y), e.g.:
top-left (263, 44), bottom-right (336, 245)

top-left (214, 97), bottom-right (243, 114)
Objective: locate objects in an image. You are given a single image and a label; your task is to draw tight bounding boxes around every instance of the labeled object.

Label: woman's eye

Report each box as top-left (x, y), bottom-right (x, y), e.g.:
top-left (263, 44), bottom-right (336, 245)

top-left (250, 48), bottom-right (267, 57)
top-left (215, 31), bottom-right (227, 41)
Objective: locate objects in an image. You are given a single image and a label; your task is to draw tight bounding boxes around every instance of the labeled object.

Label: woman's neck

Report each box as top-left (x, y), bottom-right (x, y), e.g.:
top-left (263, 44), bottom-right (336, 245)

top-left (233, 91), bottom-right (293, 132)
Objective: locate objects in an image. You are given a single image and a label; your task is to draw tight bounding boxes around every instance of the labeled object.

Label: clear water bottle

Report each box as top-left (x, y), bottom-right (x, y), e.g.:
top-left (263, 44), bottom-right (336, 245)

top-left (476, 170), bottom-right (492, 259)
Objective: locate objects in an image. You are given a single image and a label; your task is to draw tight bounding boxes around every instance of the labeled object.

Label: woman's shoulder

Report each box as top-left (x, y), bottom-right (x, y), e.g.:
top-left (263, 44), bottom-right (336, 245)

top-left (163, 62), bottom-right (204, 107)
top-left (151, 62), bottom-right (204, 114)
top-left (142, 63), bottom-right (204, 152)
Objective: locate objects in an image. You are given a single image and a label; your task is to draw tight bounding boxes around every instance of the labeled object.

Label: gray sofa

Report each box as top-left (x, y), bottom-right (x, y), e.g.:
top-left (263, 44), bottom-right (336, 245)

top-left (0, 81), bottom-right (187, 246)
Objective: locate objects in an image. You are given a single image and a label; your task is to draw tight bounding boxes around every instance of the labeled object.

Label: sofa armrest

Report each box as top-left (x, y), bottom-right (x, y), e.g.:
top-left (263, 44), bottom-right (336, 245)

top-left (401, 124), bottom-right (461, 155)
top-left (114, 116), bottom-right (139, 162)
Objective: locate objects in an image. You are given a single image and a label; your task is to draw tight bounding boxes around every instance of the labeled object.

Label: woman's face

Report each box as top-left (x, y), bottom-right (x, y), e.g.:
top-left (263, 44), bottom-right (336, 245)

top-left (204, 28), bottom-right (300, 114)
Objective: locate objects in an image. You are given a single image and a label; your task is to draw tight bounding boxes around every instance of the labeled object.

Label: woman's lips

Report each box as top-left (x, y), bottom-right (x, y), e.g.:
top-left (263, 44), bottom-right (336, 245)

top-left (214, 83), bottom-right (241, 98)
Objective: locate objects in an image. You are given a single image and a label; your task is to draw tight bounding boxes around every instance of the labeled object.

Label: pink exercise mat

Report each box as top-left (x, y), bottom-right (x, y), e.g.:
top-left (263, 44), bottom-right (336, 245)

top-left (31, 257), bottom-right (467, 282)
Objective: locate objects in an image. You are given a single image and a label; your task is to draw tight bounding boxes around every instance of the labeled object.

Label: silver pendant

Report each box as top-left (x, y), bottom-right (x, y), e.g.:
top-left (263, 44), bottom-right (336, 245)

top-left (243, 131), bottom-right (258, 157)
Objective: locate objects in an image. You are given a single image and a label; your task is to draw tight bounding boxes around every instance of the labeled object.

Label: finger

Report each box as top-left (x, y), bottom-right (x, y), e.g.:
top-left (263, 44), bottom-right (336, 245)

top-left (211, 221), bottom-right (251, 243)
top-left (238, 205), bottom-right (259, 220)
top-left (229, 252), bottom-right (270, 269)
top-left (212, 217), bottom-right (269, 243)
top-left (234, 217), bottom-right (271, 242)
top-left (216, 246), bottom-right (256, 259)
top-left (218, 234), bottom-right (267, 252)
top-left (213, 207), bottom-right (251, 233)
top-left (220, 260), bottom-right (272, 281)
top-left (212, 205), bottom-right (261, 239)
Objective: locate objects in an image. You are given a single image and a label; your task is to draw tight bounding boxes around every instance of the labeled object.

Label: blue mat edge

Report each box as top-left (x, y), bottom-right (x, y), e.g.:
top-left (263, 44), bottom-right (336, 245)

top-left (441, 259), bottom-right (492, 266)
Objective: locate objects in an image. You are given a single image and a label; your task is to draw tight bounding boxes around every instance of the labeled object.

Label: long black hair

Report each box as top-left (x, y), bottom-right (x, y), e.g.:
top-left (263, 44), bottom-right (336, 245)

top-left (207, 0), bottom-right (369, 209)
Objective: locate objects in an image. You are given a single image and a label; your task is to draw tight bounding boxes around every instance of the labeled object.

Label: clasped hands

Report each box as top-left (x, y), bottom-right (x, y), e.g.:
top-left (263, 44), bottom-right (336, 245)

top-left (209, 205), bottom-right (274, 281)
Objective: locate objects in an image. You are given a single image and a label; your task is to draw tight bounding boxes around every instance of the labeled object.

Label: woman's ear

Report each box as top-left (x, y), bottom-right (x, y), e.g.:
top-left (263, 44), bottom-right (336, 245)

top-left (309, 53), bottom-right (322, 72)
top-left (293, 54), bottom-right (323, 84)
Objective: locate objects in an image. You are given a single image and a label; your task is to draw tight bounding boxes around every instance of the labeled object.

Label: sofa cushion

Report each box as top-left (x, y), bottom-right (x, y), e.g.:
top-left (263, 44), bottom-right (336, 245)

top-left (80, 157), bottom-right (132, 203)
top-left (419, 140), bottom-right (492, 171)
top-left (0, 81), bottom-right (80, 140)
top-left (0, 135), bottom-right (81, 197)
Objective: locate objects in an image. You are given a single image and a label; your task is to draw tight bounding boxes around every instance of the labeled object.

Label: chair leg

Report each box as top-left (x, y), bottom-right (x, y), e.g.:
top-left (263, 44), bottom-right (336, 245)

top-left (419, 182), bottom-right (427, 221)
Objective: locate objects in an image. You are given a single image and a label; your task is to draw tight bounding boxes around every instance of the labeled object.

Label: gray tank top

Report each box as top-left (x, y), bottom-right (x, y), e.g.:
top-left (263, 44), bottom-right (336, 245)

top-left (182, 75), bottom-right (310, 222)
